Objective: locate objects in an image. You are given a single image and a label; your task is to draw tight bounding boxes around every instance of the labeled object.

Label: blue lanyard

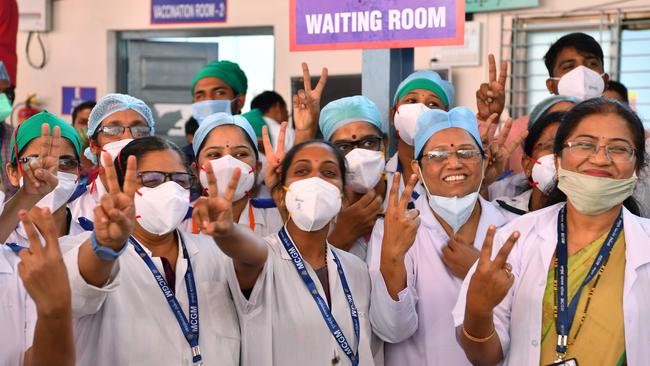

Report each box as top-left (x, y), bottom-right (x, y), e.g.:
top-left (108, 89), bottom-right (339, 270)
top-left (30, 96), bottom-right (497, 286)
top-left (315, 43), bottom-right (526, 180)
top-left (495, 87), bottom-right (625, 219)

top-left (278, 227), bottom-right (360, 366)
top-left (395, 161), bottom-right (420, 200)
top-left (129, 235), bottom-right (202, 364)
top-left (555, 205), bottom-right (623, 355)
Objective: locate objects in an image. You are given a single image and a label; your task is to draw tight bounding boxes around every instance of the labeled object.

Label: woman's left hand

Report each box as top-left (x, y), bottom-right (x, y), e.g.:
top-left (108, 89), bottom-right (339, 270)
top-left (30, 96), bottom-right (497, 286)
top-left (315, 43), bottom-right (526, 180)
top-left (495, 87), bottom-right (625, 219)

top-left (193, 161), bottom-right (241, 238)
top-left (483, 118), bottom-right (528, 186)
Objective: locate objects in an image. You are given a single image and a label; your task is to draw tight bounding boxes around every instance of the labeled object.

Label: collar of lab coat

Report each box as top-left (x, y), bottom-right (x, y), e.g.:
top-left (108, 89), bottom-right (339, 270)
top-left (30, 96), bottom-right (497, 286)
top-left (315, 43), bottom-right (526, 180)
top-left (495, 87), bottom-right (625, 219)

top-left (414, 193), bottom-right (509, 247)
top-left (133, 230), bottom-right (200, 258)
top-left (530, 203), bottom-right (650, 298)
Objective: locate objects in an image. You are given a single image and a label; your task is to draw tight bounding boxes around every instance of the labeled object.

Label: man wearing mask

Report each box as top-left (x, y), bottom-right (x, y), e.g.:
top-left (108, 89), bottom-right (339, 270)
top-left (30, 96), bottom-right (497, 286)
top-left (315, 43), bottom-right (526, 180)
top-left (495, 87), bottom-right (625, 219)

top-left (0, 62), bottom-right (16, 196)
top-left (191, 60), bottom-right (248, 123)
top-left (544, 32), bottom-right (609, 100)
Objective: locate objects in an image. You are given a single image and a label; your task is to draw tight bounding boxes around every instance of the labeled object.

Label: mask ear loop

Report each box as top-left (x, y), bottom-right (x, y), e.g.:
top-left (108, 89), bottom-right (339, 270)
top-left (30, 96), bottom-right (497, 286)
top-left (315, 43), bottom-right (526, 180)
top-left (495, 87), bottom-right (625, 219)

top-left (527, 156), bottom-right (541, 187)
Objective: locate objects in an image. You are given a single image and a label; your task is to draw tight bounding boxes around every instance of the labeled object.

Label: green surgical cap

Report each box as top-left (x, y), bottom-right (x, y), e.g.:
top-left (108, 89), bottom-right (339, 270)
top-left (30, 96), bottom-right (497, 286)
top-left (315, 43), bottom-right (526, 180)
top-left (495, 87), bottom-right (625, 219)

top-left (191, 60), bottom-right (248, 96)
top-left (242, 108), bottom-right (267, 138)
top-left (11, 111), bottom-right (82, 163)
top-left (393, 70), bottom-right (455, 108)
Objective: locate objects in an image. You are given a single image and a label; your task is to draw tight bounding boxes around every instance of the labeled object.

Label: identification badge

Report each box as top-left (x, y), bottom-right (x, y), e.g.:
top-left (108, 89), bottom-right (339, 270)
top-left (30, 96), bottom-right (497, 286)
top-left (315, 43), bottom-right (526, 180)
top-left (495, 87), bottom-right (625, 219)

top-left (547, 358), bottom-right (578, 366)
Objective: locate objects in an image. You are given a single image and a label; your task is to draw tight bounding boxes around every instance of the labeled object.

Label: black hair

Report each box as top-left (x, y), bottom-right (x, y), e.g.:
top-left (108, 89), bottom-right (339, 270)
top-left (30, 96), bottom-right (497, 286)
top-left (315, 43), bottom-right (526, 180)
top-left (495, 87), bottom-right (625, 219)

top-left (275, 140), bottom-right (347, 189)
top-left (606, 80), bottom-right (629, 103)
top-left (196, 124), bottom-right (260, 162)
top-left (546, 98), bottom-right (646, 215)
top-left (114, 136), bottom-right (190, 188)
top-left (250, 91), bottom-right (287, 114)
top-left (543, 32), bottom-right (604, 77)
top-left (185, 117), bottom-right (199, 136)
top-left (72, 100), bottom-right (97, 124)
top-left (523, 111), bottom-right (566, 157)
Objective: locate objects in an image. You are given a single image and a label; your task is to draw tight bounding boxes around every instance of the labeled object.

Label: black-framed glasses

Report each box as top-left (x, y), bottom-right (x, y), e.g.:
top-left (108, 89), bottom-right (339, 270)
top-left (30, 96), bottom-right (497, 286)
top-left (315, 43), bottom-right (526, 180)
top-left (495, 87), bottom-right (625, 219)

top-left (137, 171), bottom-right (196, 189)
top-left (332, 136), bottom-right (383, 154)
top-left (97, 125), bottom-right (151, 138)
top-left (422, 149), bottom-right (483, 163)
top-left (564, 141), bottom-right (635, 162)
top-left (18, 155), bottom-right (80, 172)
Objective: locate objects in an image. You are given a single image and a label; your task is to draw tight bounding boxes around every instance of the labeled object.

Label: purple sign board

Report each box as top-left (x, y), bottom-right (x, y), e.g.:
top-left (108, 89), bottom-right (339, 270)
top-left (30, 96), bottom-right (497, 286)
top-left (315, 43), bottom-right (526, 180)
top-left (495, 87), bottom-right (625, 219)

top-left (291, 0), bottom-right (464, 51)
top-left (61, 87), bottom-right (96, 115)
top-left (151, 0), bottom-right (226, 24)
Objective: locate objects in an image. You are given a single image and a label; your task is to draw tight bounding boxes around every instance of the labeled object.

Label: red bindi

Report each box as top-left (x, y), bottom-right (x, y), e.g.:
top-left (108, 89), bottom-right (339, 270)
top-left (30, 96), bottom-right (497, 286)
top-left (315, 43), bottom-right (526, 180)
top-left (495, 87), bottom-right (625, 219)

top-left (225, 144), bottom-right (230, 148)
top-left (352, 134), bottom-right (357, 139)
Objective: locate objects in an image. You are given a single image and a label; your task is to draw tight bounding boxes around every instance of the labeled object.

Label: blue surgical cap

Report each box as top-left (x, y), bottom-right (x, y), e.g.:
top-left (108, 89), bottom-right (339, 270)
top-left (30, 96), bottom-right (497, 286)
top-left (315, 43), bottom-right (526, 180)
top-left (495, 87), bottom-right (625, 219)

top-left (528, 95), bottom-right (579, 128)
top-left (87, 93), bottom-right (155, 138)
top-left (319, 96), bottom-right (384, 141)
top-left (414, 106), bottom-right (483, 159)
top-left (393, 70), bottom-right (455, 108)
top-left (192, 112), bottom-right (258, 157)
top-left (0, 62), bottom-right (9, 82)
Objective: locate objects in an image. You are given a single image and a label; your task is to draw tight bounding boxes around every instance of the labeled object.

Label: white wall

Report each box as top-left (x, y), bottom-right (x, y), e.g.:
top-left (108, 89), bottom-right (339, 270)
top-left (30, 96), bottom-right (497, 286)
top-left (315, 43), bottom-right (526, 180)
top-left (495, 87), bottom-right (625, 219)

top-left (14, 0), bottom-right (649, 123)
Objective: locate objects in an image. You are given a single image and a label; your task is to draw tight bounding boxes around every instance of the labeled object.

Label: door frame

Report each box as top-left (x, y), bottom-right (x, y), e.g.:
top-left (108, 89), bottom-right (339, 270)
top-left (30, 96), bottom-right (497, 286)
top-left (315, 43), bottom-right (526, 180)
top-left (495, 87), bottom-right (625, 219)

top-left (115, 26), bottom-right (274, 94)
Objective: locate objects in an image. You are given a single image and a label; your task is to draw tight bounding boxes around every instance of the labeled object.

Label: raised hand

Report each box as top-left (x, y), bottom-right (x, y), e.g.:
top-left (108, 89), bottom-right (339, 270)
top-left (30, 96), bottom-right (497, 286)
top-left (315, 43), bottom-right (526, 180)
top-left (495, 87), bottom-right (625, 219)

top-left (293, 62), bottom-right (328, 141)
top-left (262, 122), bottom-right (287, 191)
top-left (483, 118), bottom-right (528, 186)
top-left (21, 123), bottom-right (62, 197)
top-left (17, 208), bottom-right (71, 317)
top-left (381, 173), bottom-right (420, 258)
top-left (93, 153), bottom-right (137, 252)
top-left (476, 54), bottom-right (507, 121)
top-left (329, 190), bottom-right (383, 250)
top-left (466, 225), bottom-right (519, 316)
top-left (477, 113), bottom-right (500, 148)
top-left (441, 235), bottom-right (481, 279)
top-left (193, 161), bottom-right (241, 237)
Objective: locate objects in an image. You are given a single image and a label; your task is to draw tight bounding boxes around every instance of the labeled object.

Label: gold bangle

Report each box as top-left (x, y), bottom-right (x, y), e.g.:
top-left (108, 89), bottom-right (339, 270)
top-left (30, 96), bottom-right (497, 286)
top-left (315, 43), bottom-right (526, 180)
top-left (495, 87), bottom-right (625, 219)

top-left (462, 324), bottom-right (496, 343)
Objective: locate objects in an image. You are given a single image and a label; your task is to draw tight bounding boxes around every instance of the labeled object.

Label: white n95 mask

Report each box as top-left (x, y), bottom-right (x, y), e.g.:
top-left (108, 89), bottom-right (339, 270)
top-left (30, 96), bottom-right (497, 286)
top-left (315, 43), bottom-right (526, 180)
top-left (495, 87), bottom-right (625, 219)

top-left (192, 100), bottom-right (232, 124)
top-left (557, 167), bottom-right (636, 216)
top-left (134, 181), bottom-right (190, 235)
top-left (199, 155), bottom-right (255, 201)
top-left (99, 138), bottom-right (133, 167)
top-left (20, 171), bottom-right (78, 212)
top-left (345, 148), bottom-right (385, 193)
top-left (393, 103), bottom-right (429, 146)
top-left (531, 154), bottom-right (557, 194)
top-left (554, 66), bottom-right (605, 100)
top-left (285, 177), bottom-right (342, 232)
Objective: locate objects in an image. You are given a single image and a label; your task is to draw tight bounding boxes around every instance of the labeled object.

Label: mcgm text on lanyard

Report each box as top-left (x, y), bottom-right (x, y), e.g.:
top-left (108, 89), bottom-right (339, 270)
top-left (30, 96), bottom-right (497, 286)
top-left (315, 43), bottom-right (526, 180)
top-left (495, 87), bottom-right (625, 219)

top-left (551, 205), bottom-right (623, 366)
top-left (278, 227), bottom-right (360, 366)
top-left (130, 235), bottom-right (203, 365)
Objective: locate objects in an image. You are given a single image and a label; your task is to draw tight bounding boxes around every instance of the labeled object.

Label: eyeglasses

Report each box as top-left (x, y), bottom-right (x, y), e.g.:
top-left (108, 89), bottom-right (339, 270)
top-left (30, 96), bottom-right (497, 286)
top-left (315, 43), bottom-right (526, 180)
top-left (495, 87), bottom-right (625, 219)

top-left (332, 136), bottom-right (383, 154)
top-left (564, 141), bottom-right (636, 162)
top-left (137, 171), bottom-right (196, 189)
top-left (97, 125), bottom-right (151, 138)
top-left (18, 155), bottom-right (80, 172)
top-left (422, 149), bottom-right (483, 163)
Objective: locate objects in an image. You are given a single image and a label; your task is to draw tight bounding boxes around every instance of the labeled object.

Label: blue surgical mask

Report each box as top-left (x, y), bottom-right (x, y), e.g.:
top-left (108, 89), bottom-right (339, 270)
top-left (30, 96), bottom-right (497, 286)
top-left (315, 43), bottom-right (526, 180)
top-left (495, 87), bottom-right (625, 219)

top-left (0, 93), bottom-right (12, 121)
top-left (418, 165), bottom-right (482, 233)
top-left (192, 99), bottom-right (232, 124)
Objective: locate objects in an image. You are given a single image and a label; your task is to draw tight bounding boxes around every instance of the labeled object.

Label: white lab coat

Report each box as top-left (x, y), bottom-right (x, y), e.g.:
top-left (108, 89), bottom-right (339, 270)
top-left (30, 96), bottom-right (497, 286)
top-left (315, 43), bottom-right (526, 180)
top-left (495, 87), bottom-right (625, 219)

top-left (452, 203), bottom-right (650, 366)
top-left (632, 137), bottom-right (650, 218)
top-left (5, 209), bottom-right (86, 248)
top-left (487, 172), bottom-right (528, 201)
top-left (64, 231), bottom-right (241, 366)
top-left (492, 189), bottom-right (532, 221)
top-left (383, 153), bottom-right (425, 210)
top-left (0, 246), bottom-right (35, 366)
top-left (68, 178), bottom-right (107, 223)
top-left (232, 230), bottom-right (376, 366)
top-left (367, 195), bottom-right (508, 366)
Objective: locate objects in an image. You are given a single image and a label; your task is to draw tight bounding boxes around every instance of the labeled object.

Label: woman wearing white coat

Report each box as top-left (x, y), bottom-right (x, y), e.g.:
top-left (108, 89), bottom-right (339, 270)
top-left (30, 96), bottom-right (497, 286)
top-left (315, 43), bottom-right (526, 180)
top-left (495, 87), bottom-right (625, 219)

top-left (367, 106), bottom-right (510, 365)
top-left (455, 98), bottom-right (650, 366)
top-left (193, 139), bottom-right (376, 366)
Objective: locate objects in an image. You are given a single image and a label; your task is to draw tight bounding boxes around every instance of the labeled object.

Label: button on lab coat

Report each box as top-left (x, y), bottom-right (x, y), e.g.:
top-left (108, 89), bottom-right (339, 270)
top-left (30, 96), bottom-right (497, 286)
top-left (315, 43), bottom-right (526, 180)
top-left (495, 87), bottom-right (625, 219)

top-left (453, 203), bottom-right (650, 366)
top-left (64, 231), bottom-right (241, 366)
top-left (367, 196), bottom-right (508, 366)
top-left (0, 246), bottom-right (35, 366)
top-left (231, 231), bottom-right (377, 366)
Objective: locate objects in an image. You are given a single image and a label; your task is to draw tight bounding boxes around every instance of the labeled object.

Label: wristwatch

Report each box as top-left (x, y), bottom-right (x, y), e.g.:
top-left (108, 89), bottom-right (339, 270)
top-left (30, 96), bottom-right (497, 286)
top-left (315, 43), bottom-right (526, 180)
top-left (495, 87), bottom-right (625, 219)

top-left (91, 232), bottom-right (128, 261)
